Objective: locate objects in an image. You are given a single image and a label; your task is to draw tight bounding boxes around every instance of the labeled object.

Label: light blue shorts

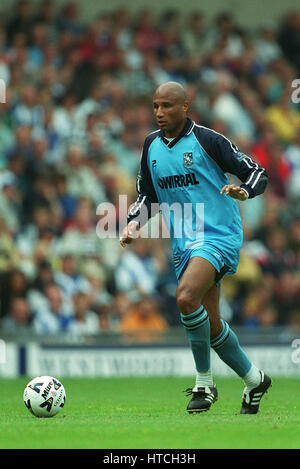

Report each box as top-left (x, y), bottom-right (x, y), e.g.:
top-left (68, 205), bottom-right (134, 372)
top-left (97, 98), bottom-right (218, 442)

top-left (173, 244), bottom-right (239, 285)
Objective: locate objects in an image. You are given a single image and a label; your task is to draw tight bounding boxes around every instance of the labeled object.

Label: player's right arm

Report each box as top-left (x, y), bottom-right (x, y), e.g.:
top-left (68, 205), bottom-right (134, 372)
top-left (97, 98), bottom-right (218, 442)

top-left (120, 132), bottom-right (159, 248)
top-left (119, 220), bottom-right (140, 247)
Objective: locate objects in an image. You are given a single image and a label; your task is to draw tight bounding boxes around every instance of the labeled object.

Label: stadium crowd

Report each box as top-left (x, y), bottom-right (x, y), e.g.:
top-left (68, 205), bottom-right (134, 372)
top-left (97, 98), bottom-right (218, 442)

top-left (0, 0), bottom-right (300, 339)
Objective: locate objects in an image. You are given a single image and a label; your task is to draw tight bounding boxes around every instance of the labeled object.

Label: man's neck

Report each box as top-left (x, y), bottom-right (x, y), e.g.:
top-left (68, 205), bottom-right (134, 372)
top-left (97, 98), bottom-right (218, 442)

top-left (164, 117), bottom-right (187, 138)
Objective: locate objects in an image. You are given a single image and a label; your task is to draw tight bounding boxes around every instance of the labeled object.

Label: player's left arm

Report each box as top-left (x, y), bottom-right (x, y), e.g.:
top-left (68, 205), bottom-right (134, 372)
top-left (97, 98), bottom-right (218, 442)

top-left (213, 133), bottom-right (268, 201)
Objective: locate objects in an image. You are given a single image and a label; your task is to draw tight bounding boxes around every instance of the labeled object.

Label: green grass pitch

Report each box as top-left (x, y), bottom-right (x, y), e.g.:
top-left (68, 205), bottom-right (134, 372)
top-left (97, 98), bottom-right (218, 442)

top-left (0, 376), bottom-right (299, 449)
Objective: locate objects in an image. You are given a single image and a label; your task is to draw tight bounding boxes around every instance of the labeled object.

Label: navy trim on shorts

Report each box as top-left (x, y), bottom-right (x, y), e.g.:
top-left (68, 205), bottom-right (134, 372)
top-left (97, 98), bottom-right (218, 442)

top-left (215, 264), bottom-right (230, 284)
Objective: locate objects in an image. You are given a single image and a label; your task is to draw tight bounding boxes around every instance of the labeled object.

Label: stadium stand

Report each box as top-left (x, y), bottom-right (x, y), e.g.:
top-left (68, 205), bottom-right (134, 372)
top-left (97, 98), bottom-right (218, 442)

top-left (0, 0), bottom-right (300, 339)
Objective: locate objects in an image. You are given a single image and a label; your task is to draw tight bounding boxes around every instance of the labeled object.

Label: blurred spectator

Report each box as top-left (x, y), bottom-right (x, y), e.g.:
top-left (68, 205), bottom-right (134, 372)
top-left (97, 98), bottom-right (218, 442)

top-left (12, 84), bottom-right (44, 128)
top-left (79, 259), bottom-right (114, 310)
top-left (54, 173), bottom-right (78, 220)
top-left (56, 196), bottom-right (100, 256)
top-left (273, 271), bottom-right (300, 323)
top-left (5, 125), bottom-right (33, 162)
top-left (210, 71), bottom-right (256, 139)
top-left (0, 216), bottom-right (21, 271)
top-left (182, 12), bottom-right (207, 57)
top-left (56, 1), bottom-right (83, 36)
top-left (254, 21), bottom-right (282, 65)
top-left (285, 130), bottom-right (300, 199)
top-left (113, 291), bottom-right (133, 320)
top-left (260, 227), bottom-right (295, 276)
top-left (61, 144), bottom-right (106, 205)
top-left (16, 204), bottom-right (56, 258)
top-left (204, 11), bottom-right (245, 60)
top-left (54, 253), bottom-right (91, 297)
top-left (251, 128), bottom-right (291, 200)
top-left (6, 0), bottom-right (34, 42)
top-left (0, 269), bottom-right (29, 318)
top-left (265, 91), bottom-right (300, 142)
top-left (223, 249), bottom-right (263, 319)
top-left (1, 297), bottom-right (34, 336)
top-left (242, 283), bottom-right (274, 327)
top-left (32, 283), bottom-right (74, 335)
top-left (33, 0), bottom-right (57, 28)
top-left (31, 260), bottom-right (54, 292)
top-left (288, 219), bottom-right (300, 252)
top-left (258, 306), bottom-right (279, 328)
top-left (120, 295), bottom-right (168, 342)
top-left (278, 11), bottom-right (300, 72)
top-left (287, 310), bottom-right (300, 330)
top-left (51, 93), bottom-right (79, 143)
top-left (27, 260), bottom-right (54, 312)
top-left (114, 239), bottom-right (160, 297)
top-left (0, 105), bottom-right (15, 162)
top-left (0, 170), bottom-right (21, 233)
top-left (68, 291), bottom-right (100, 337)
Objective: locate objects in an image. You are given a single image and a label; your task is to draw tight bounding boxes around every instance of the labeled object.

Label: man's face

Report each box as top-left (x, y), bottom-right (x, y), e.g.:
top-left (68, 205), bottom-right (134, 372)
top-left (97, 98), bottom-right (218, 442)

top-left (153, 90), bottom-right (188, 137)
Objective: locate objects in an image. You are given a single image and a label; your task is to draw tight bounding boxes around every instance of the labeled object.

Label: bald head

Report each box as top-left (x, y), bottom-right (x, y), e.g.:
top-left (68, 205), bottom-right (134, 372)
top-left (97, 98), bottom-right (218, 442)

top-left (153, 82), bottom-right (189, 137)
top-left (154, 81), bottom-right (187, 104)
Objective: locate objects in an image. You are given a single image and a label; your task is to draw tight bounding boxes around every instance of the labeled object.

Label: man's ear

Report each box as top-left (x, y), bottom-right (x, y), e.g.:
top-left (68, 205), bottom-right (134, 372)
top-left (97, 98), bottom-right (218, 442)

top-left (183, 101), bottom-right (189, 112)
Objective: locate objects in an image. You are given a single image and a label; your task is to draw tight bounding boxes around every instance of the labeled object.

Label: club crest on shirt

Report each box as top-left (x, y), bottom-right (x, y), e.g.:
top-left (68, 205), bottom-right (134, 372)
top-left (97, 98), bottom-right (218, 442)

top-left (183, 152), bottom-right (193, 167)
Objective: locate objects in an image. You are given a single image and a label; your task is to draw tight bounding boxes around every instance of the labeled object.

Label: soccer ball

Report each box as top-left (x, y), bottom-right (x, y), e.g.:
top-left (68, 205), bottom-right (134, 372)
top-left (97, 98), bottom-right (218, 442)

top-left (23, 376), bottom-right (66, 418)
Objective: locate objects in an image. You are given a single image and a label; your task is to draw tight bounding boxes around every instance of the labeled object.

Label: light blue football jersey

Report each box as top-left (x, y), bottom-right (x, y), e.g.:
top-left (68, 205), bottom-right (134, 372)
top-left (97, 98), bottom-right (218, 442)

top-left (128, 118), bottom-right (268, 272)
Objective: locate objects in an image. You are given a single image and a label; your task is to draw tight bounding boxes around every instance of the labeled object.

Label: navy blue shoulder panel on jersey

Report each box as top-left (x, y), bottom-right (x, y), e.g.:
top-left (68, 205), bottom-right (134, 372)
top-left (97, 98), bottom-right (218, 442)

top-left (192, 124), bottom-right (268, 198)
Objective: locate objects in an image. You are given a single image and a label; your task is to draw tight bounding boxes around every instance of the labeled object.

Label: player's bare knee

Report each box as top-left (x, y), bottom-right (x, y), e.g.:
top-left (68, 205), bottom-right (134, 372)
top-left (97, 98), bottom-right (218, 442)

top-left (176, 287), bottom-right (202, 315)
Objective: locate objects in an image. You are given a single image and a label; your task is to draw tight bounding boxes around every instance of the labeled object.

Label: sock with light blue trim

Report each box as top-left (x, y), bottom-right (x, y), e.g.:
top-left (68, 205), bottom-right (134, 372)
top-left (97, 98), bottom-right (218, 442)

top-left (210, 320), bottom-right (252, 377)
top-left (181, 306), bottom-right (211, 382)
